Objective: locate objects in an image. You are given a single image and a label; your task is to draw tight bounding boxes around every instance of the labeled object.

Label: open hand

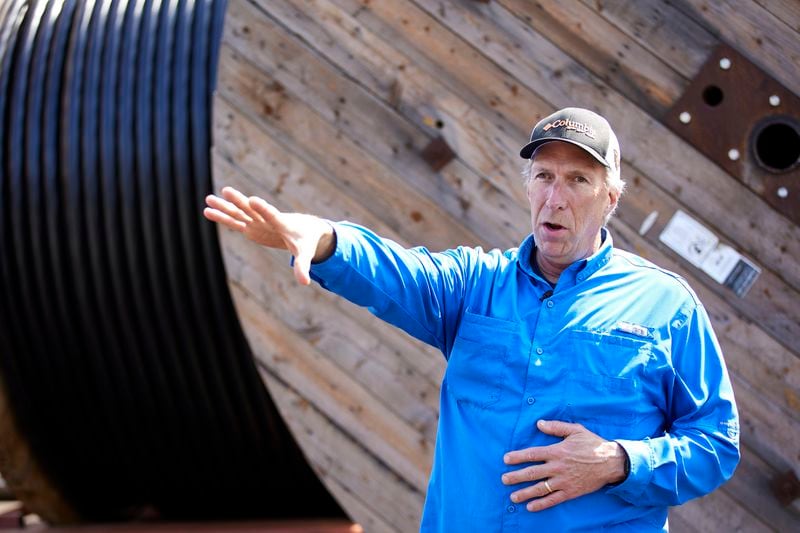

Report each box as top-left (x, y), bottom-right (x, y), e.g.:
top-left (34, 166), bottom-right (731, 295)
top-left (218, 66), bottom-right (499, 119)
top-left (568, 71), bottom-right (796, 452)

top-left (204, 186), bottom-right (335, 285)
top-left (501, 420), bottom-right (627, 512)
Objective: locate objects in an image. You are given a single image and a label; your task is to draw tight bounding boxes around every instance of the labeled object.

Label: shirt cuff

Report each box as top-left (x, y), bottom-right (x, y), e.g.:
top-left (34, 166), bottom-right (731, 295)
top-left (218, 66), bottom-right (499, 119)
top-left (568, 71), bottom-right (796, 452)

top-left (307, 221), bottom-right (350, 287)
top-left (606, 438), bottom-right (653, 498)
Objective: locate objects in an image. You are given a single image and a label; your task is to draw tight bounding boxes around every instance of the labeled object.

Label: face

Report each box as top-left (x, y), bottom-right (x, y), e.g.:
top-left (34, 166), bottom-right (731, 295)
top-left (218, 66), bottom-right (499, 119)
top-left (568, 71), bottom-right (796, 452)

top-left (526, 141), bottom-right (619, 277)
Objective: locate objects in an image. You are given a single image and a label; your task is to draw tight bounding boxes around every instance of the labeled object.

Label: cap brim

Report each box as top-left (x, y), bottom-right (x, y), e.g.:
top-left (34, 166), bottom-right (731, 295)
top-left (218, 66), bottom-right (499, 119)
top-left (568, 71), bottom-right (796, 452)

top-left (519, 138), bottom-right (610, 169)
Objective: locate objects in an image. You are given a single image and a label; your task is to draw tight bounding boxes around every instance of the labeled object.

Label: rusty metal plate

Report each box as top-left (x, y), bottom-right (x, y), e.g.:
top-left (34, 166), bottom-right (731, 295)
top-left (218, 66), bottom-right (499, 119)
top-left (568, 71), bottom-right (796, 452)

top-left (664, 44), bottom-right (799, 225)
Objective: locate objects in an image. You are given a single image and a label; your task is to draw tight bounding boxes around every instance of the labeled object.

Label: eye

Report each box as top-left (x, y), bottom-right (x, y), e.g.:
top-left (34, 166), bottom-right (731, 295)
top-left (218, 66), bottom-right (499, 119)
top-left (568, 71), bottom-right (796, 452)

top-left (574, 175), bottom-right (589, 183)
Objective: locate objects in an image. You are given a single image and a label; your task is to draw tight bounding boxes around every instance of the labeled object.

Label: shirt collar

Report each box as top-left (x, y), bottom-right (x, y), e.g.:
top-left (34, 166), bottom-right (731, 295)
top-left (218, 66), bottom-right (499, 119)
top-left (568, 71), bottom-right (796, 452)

top-left (517, 228), bottom-right (614, 287)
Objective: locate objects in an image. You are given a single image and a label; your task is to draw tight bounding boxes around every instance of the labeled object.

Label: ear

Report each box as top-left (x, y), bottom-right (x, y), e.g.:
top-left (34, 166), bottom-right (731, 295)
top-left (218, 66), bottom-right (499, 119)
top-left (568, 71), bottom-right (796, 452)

top-left (605, 187), bottom-right (619, 217)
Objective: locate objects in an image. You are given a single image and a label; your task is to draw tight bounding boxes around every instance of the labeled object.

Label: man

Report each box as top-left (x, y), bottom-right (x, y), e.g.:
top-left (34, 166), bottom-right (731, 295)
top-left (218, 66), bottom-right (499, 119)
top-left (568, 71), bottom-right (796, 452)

top-left (204, 108), bottom-right (740, 531)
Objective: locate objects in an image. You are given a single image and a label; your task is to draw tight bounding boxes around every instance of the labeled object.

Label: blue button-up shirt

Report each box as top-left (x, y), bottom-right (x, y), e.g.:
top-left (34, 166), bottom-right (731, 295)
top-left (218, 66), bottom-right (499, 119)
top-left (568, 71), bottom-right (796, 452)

top-left (309, 222), bottom-right (739, 532)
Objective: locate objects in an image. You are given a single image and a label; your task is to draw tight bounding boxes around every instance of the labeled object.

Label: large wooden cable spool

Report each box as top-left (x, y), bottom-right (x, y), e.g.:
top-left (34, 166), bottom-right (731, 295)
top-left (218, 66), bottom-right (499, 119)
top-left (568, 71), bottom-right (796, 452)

top-left (210, 1), bottom-right (800, 531)
top-left (0, 0), bottom-right (342, 524)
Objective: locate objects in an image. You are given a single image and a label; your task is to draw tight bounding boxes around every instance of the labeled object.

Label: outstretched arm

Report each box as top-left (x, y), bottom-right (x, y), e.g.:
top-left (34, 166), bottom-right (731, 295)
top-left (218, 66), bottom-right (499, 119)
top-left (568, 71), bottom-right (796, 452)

top-left (203, 186), bottom-right (336, 285)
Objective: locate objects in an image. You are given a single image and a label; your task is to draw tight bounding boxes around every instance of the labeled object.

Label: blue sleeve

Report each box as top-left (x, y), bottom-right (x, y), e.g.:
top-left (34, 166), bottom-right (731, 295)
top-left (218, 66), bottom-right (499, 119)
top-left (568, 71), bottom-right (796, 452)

top-left (608, 302), bottom-right (740, 505)
top-left (308, 221), bottom-right (469, 357)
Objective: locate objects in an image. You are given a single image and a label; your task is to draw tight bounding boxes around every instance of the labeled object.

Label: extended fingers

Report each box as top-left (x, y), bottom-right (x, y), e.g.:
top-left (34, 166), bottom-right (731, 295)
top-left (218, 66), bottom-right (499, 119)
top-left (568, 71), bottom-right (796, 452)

top-left (206, 194), bottom-right (254, 223)
top-left (247, 195), bottom-right (283, 225)
top-left (203, 206), bottom-right (247, 232)
top-left (221, 186), bottom-right (259, 219)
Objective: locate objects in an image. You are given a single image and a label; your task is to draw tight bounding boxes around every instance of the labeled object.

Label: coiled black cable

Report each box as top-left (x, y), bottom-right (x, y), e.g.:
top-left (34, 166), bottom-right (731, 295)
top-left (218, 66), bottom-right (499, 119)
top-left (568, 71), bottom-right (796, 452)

top-left (0, 0), bottom-right (342, 522)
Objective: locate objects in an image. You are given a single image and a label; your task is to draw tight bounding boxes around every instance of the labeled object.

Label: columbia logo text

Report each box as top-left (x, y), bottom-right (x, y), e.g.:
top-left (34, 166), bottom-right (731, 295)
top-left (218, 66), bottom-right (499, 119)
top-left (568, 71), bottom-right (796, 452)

top-left (542, 119), bottom-right (596, 139)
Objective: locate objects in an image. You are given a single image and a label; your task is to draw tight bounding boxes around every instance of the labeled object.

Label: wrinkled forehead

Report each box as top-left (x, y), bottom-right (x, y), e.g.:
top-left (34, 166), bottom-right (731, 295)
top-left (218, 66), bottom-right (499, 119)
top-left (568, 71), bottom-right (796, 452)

top-left (530, 140), bottom-right (607, 174)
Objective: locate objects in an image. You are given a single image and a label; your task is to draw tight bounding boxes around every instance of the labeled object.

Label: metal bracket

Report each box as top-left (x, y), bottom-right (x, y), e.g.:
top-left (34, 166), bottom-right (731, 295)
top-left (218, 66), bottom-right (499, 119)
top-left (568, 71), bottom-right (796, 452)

top-left (664, 44), bottom-right (799, 225)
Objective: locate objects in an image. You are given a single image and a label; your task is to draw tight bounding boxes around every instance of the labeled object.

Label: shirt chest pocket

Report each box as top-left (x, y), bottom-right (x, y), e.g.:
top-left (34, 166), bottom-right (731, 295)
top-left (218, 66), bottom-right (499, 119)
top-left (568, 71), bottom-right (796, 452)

top-left (561, 330), bottom-right (653, 439)
top-left (445, 311), bottom-right (518, 410)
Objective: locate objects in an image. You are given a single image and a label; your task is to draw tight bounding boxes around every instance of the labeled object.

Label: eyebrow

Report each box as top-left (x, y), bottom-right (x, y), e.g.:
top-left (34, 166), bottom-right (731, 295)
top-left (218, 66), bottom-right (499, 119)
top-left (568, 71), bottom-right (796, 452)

top-left (530, 162), bottom-right (598, 175)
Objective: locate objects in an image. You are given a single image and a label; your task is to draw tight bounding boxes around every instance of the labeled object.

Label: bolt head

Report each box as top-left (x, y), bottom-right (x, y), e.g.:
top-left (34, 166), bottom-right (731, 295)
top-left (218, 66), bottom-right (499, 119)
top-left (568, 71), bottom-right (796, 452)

top-left (727, 148), bottom-right (740, 161)
top-left (769, 95), bottom-right (781, 107)
top-left (719, 57), bottom-right (732, 70)
top-left (679, 111), bottom-right (691, 124)
top-left (777, 186), bottom-right (789, 198)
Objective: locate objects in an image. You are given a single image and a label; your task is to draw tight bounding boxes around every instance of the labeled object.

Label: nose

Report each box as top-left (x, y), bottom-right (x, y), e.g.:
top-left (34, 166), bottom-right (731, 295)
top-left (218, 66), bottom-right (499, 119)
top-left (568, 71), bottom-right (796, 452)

top-left (544, 181), bottom-right (567, 210)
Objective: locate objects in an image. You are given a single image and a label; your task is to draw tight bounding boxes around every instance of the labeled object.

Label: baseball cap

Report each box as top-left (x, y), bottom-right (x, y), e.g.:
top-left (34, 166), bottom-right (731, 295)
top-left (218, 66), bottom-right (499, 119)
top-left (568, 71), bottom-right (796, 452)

top-left (519, 107), bottom-right (621, 181)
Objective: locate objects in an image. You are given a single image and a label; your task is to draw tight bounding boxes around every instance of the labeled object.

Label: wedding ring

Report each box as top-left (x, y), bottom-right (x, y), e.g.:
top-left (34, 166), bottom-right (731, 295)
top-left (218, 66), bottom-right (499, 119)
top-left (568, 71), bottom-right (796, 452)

top-left (544, 480), bottom-right (553, 494)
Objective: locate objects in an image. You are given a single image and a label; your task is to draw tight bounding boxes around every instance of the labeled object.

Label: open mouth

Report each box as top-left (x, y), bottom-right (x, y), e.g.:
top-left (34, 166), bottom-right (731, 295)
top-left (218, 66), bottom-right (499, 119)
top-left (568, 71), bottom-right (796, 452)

top-left (543, 222), bottom-right (566, 231)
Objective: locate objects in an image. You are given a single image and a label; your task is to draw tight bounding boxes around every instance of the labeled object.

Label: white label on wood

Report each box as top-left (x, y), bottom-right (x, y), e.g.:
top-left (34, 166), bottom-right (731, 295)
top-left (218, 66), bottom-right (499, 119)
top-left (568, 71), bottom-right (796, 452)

top-left (659, 210), bottom-right (718, 268)
top-left (701, 244), bottom-right (742, 284)
top-left (660, 211), bottom-right (761, 297)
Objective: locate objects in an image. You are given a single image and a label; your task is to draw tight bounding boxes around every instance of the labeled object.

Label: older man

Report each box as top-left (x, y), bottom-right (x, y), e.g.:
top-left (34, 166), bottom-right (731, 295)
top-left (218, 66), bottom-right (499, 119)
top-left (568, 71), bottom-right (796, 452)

top-left (204, 108), bottom-right (739, 531)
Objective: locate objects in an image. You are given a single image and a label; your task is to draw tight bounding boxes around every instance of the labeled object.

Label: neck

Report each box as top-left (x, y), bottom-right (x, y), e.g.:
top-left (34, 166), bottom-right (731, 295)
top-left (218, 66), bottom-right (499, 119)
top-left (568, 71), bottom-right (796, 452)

top-left (533, 231), bottom-right (604, 285)
top-left (534, 253), bottom-right (564, 285)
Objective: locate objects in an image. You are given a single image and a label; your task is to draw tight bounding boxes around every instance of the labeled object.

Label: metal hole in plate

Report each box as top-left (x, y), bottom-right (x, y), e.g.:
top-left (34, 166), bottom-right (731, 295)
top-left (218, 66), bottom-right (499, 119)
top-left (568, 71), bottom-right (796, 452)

top-left (702, 85), bottom-right (724, 107)
top-left (752, 118), bottom-right (800, 173)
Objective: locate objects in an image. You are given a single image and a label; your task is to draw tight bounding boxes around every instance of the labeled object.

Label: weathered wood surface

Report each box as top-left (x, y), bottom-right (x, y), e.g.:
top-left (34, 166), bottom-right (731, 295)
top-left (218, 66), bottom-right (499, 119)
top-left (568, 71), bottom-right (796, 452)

top-left (212, 1), bottom-right (800, 530)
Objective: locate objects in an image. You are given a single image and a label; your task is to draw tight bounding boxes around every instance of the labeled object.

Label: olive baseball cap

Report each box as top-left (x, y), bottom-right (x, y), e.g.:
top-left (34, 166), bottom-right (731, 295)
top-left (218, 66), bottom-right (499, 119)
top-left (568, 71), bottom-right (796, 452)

top-left (519, 107), bottom-right (621, 180)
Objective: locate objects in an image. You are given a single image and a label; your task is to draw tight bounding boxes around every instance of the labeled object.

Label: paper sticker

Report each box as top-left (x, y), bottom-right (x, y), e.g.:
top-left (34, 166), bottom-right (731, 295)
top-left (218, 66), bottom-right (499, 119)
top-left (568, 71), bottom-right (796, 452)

top-left (658, 210), bottom-right (718, 268)
top-left (660, 211), bottom-right (761, 297)
top-left (701, 244), bottom-right (742, 284)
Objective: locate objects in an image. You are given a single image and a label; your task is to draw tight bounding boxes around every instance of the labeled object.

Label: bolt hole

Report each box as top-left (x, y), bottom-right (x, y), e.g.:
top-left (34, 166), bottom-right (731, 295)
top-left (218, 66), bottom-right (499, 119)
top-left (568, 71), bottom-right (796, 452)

top-left (752, 119), bottom-right (800, 173)
top-left (435, 119), bottom-right (444, 129)
top-left (702, 85), bottom-right (724, 107)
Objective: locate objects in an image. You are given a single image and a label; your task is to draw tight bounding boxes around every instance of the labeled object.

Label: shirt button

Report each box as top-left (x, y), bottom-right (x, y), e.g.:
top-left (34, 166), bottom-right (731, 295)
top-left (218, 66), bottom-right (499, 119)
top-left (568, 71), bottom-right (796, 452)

top-left (527, 396), bottom-right (535, 405)
top-left (546, 300), bottom-right (554, 308)
top-left (536, 347), bottom-right (543, 355)
top-left (507, 505), bottom-right (516, 513)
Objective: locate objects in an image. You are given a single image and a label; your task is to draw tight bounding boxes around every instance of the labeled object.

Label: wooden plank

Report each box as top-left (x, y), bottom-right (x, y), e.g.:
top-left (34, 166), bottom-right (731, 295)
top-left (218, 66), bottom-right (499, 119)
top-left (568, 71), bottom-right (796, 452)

top-left (731, 374), bottom-right (800, 475)
top-left (241, 0), bottom-right (536, 212)
top-left (754, 0), bottom-right (800, 34)
top-left (723, 443), bottom-right (800, 533)
top-left (216, 42), bottom-right (485, 252)
top-left (209, 127), bottom-right (444, 388)
top-left (260, 368), bottom-right (420, 532)
top-left (675, 0), bottom-right (800, 98)
top-left (671, 487), bottom-right (772, 533)
top-left (580, 0), bottom-right (716, 79)
top-left (218, 221), bottom-right (441, 443)
top-left (230, 0), bottom-right (533, 234)
top-left (227, 280), bottom-right (433, 491)
top-left (250, 0), bottom-right (800, 355)
top-left (400, 0), bottom-right (800, 292)
top-left (496, 0), bottom-right (685, 115)
top-left (222, 236), bottom-right (441, 443)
